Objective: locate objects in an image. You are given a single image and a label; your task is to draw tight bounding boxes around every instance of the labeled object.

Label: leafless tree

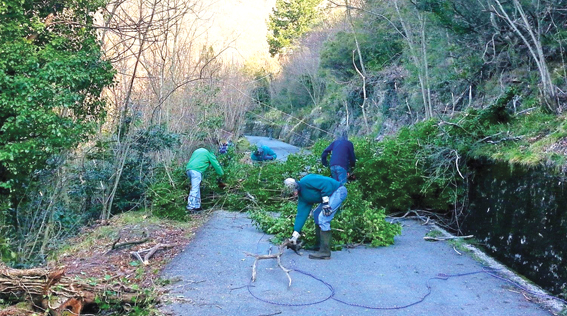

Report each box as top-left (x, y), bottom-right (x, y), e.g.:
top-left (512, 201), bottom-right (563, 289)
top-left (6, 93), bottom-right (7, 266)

top-left (392, 0), bottom-right (433, 119)
top-left (345, 0), bottom-right (371, 133)
top-left (489, 0), bottom-right (560, 113)
top-left (95, 0), bottom-right (250, 219)
top-left (329, 0), bottom-right (434, 119)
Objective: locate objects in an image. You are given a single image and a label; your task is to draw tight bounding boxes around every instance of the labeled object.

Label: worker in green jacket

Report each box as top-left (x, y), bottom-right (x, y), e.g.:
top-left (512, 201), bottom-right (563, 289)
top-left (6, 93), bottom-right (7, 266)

top-left (185, 148), bottom-right (224, 213)
top-left (283, 174), bottom-right (347, 260)
top-left (251, 145), bottom-right (277, 161)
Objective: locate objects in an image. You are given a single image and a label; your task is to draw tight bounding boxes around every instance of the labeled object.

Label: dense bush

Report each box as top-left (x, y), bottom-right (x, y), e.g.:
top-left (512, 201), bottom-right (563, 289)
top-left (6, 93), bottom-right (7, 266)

top-left (0, 236), bottom-right (16, 263)
top-left (352, 92), bottom-right (565, 217)
top-left (0, 0), bottom-right (115, 195)
top-left (0, 124), bottom-right (182, 266)
top-left (320, 28), bottom-right (402, 80)
top-left (148, 166), bottom-right (189, 221)
top-left (354, 122), bottom-right (459, 213)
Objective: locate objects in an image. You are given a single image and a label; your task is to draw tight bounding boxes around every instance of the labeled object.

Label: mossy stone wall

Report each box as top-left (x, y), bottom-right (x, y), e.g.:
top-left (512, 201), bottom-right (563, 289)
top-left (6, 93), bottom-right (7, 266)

top-left (464, 159), bottom-right (567, 295)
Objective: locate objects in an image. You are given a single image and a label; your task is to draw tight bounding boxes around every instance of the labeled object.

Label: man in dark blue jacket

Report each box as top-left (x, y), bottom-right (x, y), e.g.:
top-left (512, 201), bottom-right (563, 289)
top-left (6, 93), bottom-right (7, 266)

top-left (321, 132), bottom-right (355, 185)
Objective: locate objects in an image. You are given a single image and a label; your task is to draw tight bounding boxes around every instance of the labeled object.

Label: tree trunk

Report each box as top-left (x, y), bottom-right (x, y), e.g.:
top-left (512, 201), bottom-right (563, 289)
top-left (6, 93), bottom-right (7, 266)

top-left (492, 0), bottom-right (559, 113)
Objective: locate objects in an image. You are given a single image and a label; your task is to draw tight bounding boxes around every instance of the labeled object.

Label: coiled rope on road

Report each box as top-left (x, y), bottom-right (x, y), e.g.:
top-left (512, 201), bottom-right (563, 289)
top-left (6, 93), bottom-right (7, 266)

top-left (246, 266), bottom-right (567, 310)
top-left (247, 234), bottom-right (567, 310)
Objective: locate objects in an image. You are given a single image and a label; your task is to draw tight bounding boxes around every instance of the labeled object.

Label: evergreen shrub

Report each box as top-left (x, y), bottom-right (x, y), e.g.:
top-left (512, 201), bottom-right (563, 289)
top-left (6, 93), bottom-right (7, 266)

top-left (149, 166), bottom-right (189, 221)
top-left (353, 121), bottom-right (459, 213)
top-left (353, 95), bottom-right (562, 216)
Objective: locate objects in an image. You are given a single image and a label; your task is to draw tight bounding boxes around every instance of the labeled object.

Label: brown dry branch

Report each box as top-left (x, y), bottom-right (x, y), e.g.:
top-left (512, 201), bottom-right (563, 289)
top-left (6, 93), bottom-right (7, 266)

top-left (0, 305), bottom-right (35, 316)
top-left (130, 243), bottom-right (178, 265)
top-left (0, 263), bottom-right (143, 316)
top-left (244, 240), bottom-right (294, 287)
top-left (112, 238), bottom-right (150, 250)
top-left (424, 235), bottom-right (474, 241)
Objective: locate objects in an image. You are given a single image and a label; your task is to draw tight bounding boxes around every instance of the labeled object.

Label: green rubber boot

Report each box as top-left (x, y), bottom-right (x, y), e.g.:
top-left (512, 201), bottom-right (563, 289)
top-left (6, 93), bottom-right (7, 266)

top-left (306, 225), bottom-right (321, 251)
top-left (309, 230), bottom-right (331, 260)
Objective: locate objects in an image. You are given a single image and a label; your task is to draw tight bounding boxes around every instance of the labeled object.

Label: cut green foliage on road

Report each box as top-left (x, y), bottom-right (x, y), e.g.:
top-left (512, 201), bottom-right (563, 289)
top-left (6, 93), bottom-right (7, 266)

top-left (196, 142), bottom-right (401, 248)
top-left (141, 140), bottom-right (403, 248)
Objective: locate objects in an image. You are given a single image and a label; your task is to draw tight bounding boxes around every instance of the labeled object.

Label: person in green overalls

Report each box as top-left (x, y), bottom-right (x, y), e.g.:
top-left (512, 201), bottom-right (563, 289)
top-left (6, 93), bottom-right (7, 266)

top-left (283, 174), bottom-right (347, 260)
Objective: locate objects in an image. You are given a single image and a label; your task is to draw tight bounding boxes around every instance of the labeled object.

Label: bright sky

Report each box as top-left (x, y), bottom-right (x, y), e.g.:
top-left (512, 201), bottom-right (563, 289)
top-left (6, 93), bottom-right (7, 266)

top-left (205, 0), bottom-right (277, 63)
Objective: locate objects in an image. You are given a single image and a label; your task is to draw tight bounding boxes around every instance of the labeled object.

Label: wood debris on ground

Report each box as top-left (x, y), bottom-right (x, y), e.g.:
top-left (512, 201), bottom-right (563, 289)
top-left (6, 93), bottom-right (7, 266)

top-left (0, 212), bottom-right (209, 315)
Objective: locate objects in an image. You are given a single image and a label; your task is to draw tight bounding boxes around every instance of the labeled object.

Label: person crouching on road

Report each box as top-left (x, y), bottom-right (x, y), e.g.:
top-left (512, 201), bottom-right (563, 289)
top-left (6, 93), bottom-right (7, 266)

top-left (321, 131), bottom-right (355, 186)
top-left (185, 147), bottom-right (224, 213)
top-left (283, 175), bottom-right (347, 260)
top-left (251, 145), bottom-right (277, 162)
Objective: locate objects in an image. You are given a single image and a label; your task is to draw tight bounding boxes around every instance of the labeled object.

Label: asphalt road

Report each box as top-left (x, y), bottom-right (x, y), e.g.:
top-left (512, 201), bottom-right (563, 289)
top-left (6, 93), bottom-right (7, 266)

top-left (244, 135), bottom-right (306, 161)
top-left (161, 212), bottom-right (552, 316)
top-left (160, 136), bottom-right (557, 316)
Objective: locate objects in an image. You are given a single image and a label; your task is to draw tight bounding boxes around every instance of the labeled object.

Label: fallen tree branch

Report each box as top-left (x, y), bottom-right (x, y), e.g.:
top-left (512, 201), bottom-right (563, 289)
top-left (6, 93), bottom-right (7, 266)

top-left (424, 235), bottom-right (473, 241)
top-left (112, 238), bottom-right (149, 250)
top-left (0, 263), bottom-right (144, 315)
top-left (130, 243), bottom-right (178, 265)
top-left (453, 246), bottom-right (462, 255)
top-left (130, 251), bottom-right (144, 263)
top-left (244, 240), bottom-right (294, 287)
top-left (144, 243), bottom-right (175, 264)
top-left (110, 234), bottom-right (122, 250)
top-left (486, 135), bottom-right (524, 144)
top-left (343, 242), bottom-right (364, 249)
top-left (474, 132), bottom-right (504, 144)
top-left (513, 107), bottom-right (537, 116)
top-left (402, 210), bottom-right (429, 223)
top-left (259, 312), bottom-right (283, 316)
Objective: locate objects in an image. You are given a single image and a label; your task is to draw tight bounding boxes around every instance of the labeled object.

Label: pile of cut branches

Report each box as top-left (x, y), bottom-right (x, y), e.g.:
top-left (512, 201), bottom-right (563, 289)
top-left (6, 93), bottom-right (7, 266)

top-left (0, 211), bottom-right (200, 315)
top-left (0, 263), bottom-right (143, 316)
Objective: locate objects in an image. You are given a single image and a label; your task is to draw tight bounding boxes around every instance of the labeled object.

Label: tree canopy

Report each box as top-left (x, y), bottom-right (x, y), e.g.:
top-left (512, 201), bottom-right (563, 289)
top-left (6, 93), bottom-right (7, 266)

top-left (267, 0), bottom-right (323, 56)
top-left (0, 0), bottom-right (115, 195)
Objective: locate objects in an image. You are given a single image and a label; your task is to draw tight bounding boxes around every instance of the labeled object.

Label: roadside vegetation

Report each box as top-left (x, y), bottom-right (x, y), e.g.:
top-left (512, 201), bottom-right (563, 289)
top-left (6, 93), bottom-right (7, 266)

top-left (255, 0), bottom-right (567, 148)
top-left (0, 209), bottom-right (204, 315)
top-left (2, 0), bottom-right (567, 313)
top-left (0, 0), bottom-right (259, 314)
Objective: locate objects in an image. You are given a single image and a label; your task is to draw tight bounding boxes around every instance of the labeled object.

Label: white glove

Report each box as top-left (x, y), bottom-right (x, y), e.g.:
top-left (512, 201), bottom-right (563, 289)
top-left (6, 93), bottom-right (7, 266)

top-left (322, 196), bottom-right (332, 216)
top-left (289, 231), bottom-right (300, 244)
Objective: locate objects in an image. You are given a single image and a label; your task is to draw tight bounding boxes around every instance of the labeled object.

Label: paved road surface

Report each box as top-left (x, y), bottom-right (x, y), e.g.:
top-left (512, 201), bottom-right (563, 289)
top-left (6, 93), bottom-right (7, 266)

top-left (245, 135), bottom-right (307, 161)
top-left (161, 212), bottom-right (552, 316)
